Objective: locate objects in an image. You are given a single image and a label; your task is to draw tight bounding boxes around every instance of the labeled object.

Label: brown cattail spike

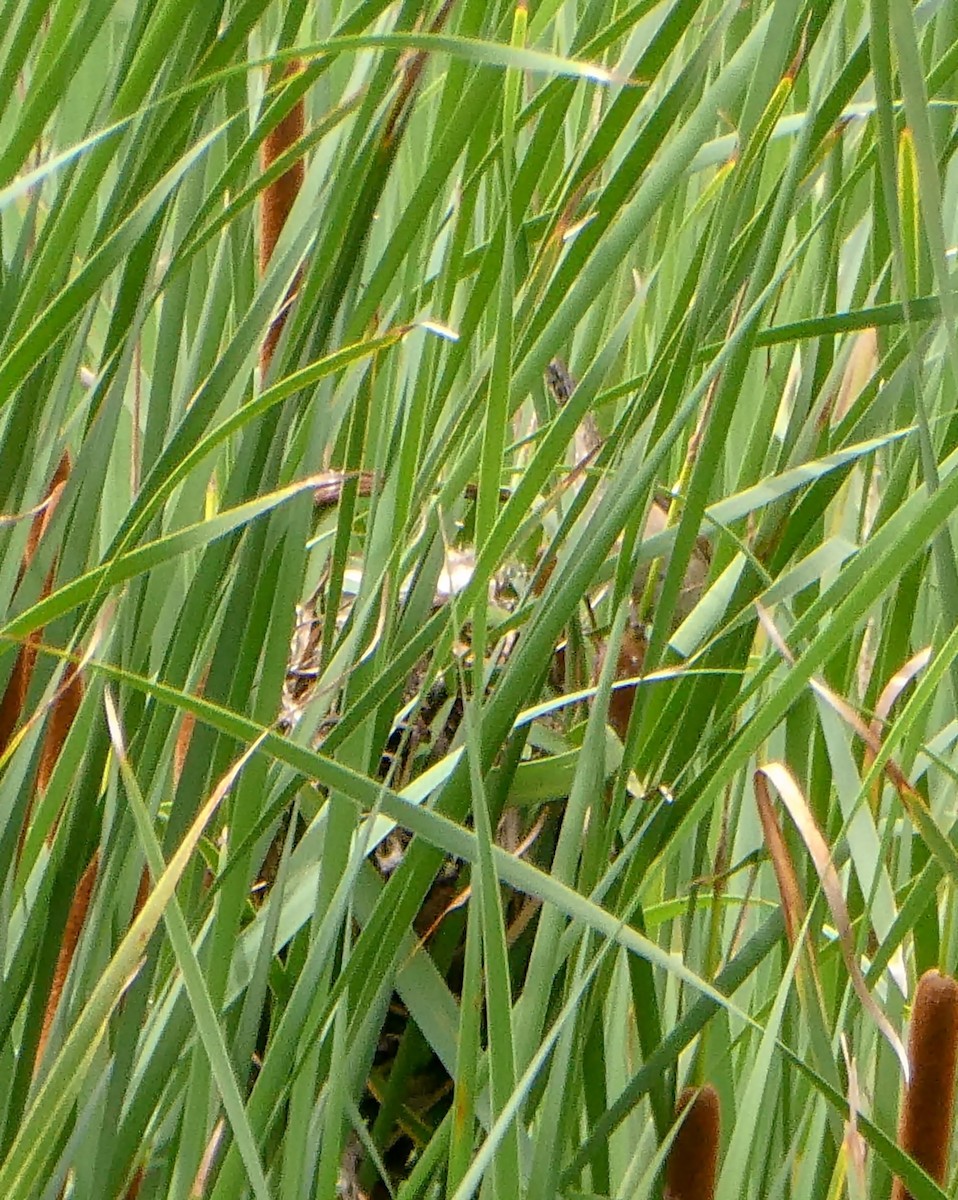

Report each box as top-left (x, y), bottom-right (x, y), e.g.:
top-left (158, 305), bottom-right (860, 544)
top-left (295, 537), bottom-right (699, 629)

top-left (665, 1084), bottom-right (721, 1200)
top-left (173, 665), bottom-right (209, 786)
top-left (34, 849), bottom-right (100, 1074)
top-left (892, 969), bottom-right (958, 1199)
top-left (0, 452), bottom-right (72, 755)
top-left (123, 1164), bottom-right (145, 1200)
top-left (36, 660), bottom-right (83, 793)
top-left (259, 59), bottom-right (305, 371)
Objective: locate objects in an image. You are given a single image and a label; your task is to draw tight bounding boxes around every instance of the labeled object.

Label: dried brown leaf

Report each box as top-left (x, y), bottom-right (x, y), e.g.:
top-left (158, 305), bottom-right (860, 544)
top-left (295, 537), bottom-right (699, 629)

top-left (755, 762), bottom-right (909, 1079)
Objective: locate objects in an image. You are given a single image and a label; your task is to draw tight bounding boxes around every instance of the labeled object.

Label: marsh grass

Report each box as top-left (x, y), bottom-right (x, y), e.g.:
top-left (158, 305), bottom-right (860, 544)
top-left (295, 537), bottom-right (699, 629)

top-left (1, 1), bottom-right (958, 1198)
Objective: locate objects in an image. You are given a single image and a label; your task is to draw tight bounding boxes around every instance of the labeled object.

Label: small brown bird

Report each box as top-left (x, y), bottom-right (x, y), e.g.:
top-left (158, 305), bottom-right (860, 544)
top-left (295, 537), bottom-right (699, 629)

top-left (547, 358), bottom-right (711, 737)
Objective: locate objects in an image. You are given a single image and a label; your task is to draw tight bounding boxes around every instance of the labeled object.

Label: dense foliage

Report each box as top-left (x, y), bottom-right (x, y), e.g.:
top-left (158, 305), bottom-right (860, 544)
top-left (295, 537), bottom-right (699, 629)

top-left (1, 0), bottom-right (958, 1197)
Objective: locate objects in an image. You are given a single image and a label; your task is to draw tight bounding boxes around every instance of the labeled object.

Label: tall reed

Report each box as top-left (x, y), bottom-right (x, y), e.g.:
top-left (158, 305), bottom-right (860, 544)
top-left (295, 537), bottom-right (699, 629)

top-left (259, 59), bottom-right (305, 371)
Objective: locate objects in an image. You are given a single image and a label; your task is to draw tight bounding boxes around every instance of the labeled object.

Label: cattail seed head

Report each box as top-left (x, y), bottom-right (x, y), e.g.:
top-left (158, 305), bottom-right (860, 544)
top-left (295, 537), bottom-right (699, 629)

top-left (259, 59), bottom-right (305, 275)
top-left (259, 59), bottom-right (305, 371)
top-left (892, 969), bottom-right (958, 1200)
top-left (665, 1084), bottom-right (721, 1200)
top-left (0, 452), bottom-right (72, 755)
top-left (36, 661), bottom-right (83, 793)
top-left (35, 850), bottom-right (100, 1074)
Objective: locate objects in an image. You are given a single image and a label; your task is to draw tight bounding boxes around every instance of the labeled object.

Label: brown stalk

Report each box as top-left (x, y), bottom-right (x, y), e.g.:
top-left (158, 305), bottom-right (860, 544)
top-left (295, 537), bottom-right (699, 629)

top-left (0, 452), bottom-right (72, 755)
top-left (34, 849), bottom-right (100, 1074)
top-left (132, 863), bottom-right (151, 924)
top-left (260, 58), bottom-right (305, 371)
top-left (173, 665), bottom-right (210, 785)
top-left (35, 659), bottom-right (84, 793)
top-left (381, 0), bottom-right (457, 146)
top-left (892, 970), bottom-right (958, 1200)
top-left (665, 1084), bottom-right (721, 1200)
top-left (13, 655), bottom-right (87, 862)
top-left (123, 1165), bottom-right (145, 1200)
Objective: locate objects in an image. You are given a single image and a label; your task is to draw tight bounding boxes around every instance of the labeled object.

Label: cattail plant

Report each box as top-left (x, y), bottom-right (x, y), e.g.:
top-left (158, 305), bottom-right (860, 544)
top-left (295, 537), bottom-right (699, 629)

top-left (122, 1164), bottom-right (145, 1200)
top-left (17, 656), bottom-right (86, 862)
top-left (0, 454), bottom-right (84, 859)
top-left (34, 849), bottom-right (100, 1073)
top-left (0, 452), bottom-right (71, 755)
top-left (259, 58), bottom-right (305, 372)
top-left (891, 969), bottom-right (958, 1200)
top-left (36, 660), bottom-right (83, 793)
top-left (665, 1084), bottom-right (721, 1200)
top-left (0, 454), bottom-right (94, 1082)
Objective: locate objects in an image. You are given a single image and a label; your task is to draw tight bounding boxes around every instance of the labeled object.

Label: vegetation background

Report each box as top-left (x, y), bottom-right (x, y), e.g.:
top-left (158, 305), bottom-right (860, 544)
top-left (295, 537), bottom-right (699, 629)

top-left (1, 0), bottom-right (957, 1197)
